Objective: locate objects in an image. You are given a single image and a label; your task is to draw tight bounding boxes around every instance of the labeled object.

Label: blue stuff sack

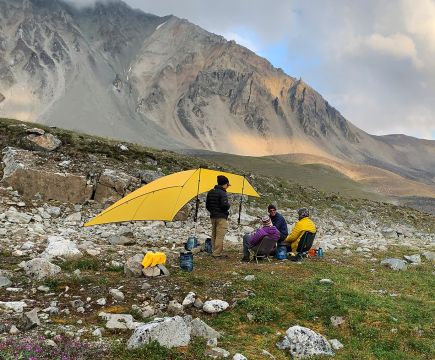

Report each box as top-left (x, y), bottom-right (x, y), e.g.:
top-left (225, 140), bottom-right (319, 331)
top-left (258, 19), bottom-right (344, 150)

top-left (275, 245), bottom-right (288, 260)
top-left (180, 252), bottom-right (194, 272)
top-left (204, 238), bottom-right (212, 254)
top-left (185, 236), bottom-right (199, 251)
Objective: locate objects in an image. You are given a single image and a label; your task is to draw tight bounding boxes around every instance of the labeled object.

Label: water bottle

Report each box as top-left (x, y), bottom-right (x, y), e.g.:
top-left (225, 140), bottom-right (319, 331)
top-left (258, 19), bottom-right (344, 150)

top-left (317, 247), bottom-right (324, 257)
top-left (179, 252), bottom-right (194, 272)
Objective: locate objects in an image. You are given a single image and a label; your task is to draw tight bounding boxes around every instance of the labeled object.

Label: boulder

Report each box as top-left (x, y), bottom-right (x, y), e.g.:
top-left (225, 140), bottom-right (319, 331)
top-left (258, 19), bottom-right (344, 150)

top-left (99, 312), bottom-right (142, 330)
top-left (329, 339), bottom-right (344, 350)
top-left (137, 169), bottom-right (164, 184)
top-left (422, 251), bottom-right (435, 262)
top-left (203, 300), bottom-right (229, 314)
top-left (124, 254), bottom-right (144, 277)
top-left (127, 316), bottom-right (191, 349)
top-left (276, 325), bottom-right (334, 358)
top-left (1, 148), bottom-right (93, 203)
top-left (0, 276), bottom-right (12, 288)
top-left (168, 300), bottom-right (184, 315)
top-left (0, 301), bottom-right (27, 313)
top-left (182, 292), bottom-right (196, 307)
top-left (403, 254), bottom-right (421, 265)
top-left (18, 308), bottom-right (40, 331)
top-left (4, 207), bottom-right (32, 224)
top-left (41, 236), bottom-right (82, 259)
top-left (142, 266), bottom-right (161, 277)
top-left (23, 258), bottom-right (61, 280)
top-left (191, 318), bottom-right (221, 339)
top-left (64, 212), bottom-right (82, 222)
top-left (381, 258), bottom-right (407, 271)
top-left (381, 228), bottom-right (397, 239)
top-left (109, 289), bottom-right (125, 302)
top-left (109, 232), bottom-right (136, 246)
top-left (94, 169), bottom-right (139, 203)
top-left (24, 133), bottom-right (62, 151)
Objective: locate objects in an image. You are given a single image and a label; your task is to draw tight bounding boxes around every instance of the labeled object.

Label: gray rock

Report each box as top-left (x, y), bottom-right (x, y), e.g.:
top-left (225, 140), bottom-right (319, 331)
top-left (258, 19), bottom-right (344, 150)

top-left (25, 133), bottom-right (62, 151)
top-left (182, 292), bottom-right (196, 307)
top-left (191, 318), bottom-right (221, 339)
top-left (381, 258), bottom-right (408, 271)
top-left (233, 354), bottom-right (247, 360)
top-left (127, 316), bottom-right (191, 349)
top-left (65, 212), bottom-right (82, 222)
top-left (403, 254), bottom-right (421, 264)
top-left (46, 206), bottom-right (61, 218)
top-left (244, 275), bottom-right (255, 281)
top-left (141, 305), bottom-right (156, 319)
top-left (319, 279), bottom-right (334, 284)
top-left (422, 251), bottom-right (435, 262)
top-left (329, 339), bottom-right (344, 350)
top-left (203, 300), bottom-right (229, 314)
top-left (109, 288), bottom-right (125, 302)
top-left (157, 264), bottom-right (170, 276)
top-left (70, 300), bottom-right (85, 309)
top-left (23, 258), bottom-right (61, 280)
top-left (0, 301), bottom-right (27, 313)
top-left (41, 236), bottom-right (82, 259)
top-left (277, 325), bottom-right (334, 358)
top-left (205, 347), bottom-right (230, 358)
top-left (143, 266), bottom-right (161, 277)
top-left (207, 338), bottom-right (218, 347)
top-left (330, 316), bottom-right (345, 327)
top-left (0, 276), bottom-right (12, 288)
top-left (5, 208), bottom-right (32, 224)
top-left (9, 325), bottom-right (19, 335)
top-left (168, 300), bottom-right (184, 315)
top-left (124, 254), bottom-right (145, 277)
top-left (381, 228), bottom-right (397, 239)
top-left (109, 232), bottom-right (136, 246)
top-left (138, 170), bottom-right (164, 184)
top-left (19, 308), bottom-right (40, 331)
top-left (99, 312), bottom-right (142, 330)
top-left (194, 298), bottom-right (204, 309)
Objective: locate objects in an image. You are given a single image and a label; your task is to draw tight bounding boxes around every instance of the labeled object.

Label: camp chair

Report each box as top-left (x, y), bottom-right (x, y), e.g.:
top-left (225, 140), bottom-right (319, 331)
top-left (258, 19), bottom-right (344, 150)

top-left (248, 236), bottom-right (277, 264)
top-left (289, 231), bottom-right (316, 261)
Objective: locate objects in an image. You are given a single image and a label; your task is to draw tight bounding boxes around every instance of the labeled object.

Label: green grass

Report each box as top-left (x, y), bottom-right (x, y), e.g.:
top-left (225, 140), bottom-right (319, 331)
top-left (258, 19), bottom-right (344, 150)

top-left (109, 249), bottom-right (434, 360)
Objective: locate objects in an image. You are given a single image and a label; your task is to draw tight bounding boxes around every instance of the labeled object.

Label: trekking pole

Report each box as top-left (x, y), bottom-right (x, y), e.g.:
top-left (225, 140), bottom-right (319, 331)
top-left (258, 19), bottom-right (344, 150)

top-left (193, 168), bottom-right (202, 236)
top-left (238, 175), bottom-right (246, 225)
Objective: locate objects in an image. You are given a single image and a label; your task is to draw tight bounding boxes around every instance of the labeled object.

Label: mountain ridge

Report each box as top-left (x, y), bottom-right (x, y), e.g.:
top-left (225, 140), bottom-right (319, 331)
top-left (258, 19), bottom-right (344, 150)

top-left (0, 0), bottom-right (434, 194)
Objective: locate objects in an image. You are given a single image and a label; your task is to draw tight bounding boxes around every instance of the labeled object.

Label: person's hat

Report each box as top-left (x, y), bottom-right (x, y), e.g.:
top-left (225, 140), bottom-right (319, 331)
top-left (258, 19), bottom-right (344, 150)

top-left (217, 175), bottom-right (230, 186)
top-left (261, 215), bottom-right (272, 227)
top-left (298, 208), bottom-right (309, 219)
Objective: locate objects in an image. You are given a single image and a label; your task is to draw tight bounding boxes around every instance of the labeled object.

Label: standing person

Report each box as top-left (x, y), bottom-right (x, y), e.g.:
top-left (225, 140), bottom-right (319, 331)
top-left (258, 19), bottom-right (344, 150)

top-left (283, 208), bottom-right (316, 252)
top-left (206, 175), bottom-right (231, 258)
top-left (268, 204), bottom-right (288, 243)
top-left (241, 215), bottom-right (280, 262)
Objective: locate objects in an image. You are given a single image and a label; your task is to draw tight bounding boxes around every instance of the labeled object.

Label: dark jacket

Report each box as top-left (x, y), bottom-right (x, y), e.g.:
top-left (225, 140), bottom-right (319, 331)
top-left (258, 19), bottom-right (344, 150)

top-left (271, 212), bottom-right (289, 240)
top-left (206, 185), bottom-right (230, 219)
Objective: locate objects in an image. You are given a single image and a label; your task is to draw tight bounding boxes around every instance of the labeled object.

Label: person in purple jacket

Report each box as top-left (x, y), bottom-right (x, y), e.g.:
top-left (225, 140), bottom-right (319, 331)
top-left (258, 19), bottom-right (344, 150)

top-left (241, 215), bottom-right (281, 262)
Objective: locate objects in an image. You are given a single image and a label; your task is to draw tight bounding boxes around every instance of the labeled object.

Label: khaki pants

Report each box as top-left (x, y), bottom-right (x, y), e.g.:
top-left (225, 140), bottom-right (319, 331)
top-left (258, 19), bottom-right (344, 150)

top-left (211, 218), bottom-right (228, 257)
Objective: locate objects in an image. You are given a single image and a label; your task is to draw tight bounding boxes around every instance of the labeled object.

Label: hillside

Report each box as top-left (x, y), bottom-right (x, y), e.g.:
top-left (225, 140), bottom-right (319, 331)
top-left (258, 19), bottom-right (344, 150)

top-left (0, 118), bottom-right (434, 359)
top-left (0, 0), bottom-right (434, 197)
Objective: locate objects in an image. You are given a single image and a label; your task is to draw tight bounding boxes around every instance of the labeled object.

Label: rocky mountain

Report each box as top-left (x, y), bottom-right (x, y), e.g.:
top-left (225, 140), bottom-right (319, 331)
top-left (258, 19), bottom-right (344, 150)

top-left (0, 0), bottom-right (434, 193)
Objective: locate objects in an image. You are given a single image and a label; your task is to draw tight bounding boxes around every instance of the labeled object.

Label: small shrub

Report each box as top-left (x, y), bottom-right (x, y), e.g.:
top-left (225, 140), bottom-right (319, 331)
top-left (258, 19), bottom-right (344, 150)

top-left (0, 335), bottom-right (107, 360)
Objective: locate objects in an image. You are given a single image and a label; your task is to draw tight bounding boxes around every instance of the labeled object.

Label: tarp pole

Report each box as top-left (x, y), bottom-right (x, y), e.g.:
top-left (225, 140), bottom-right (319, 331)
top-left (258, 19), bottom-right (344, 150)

top-left (238, 176), bottom-right (246, 225)
top-left (193, 168), bottom-right (202, 223)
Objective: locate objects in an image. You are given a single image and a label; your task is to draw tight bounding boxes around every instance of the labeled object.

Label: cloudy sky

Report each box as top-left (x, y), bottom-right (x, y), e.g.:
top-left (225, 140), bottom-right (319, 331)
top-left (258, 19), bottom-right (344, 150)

top-left (71, 0), bottom-right (435, 139)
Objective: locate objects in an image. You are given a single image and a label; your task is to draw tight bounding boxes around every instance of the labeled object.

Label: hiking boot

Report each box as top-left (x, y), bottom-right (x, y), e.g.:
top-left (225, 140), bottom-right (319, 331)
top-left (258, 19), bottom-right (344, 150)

top-left (241, 256), bottom-right (250, 262)
top-left (289, 253), bottom-right (303, 262)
